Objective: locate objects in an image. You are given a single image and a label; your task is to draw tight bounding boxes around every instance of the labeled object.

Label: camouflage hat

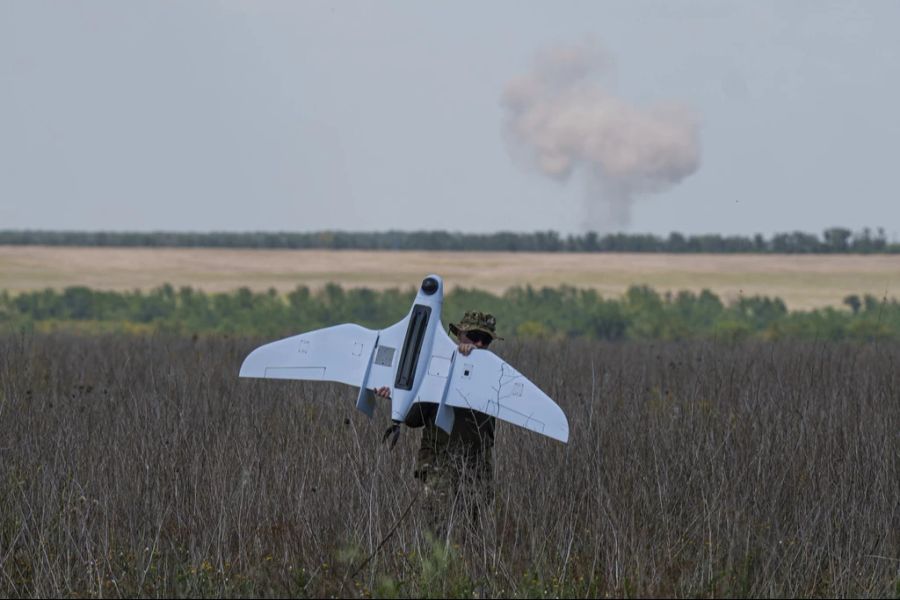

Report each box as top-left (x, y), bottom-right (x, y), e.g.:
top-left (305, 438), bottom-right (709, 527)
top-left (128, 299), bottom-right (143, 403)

top-left (449, 311), bottom-right (504, 341)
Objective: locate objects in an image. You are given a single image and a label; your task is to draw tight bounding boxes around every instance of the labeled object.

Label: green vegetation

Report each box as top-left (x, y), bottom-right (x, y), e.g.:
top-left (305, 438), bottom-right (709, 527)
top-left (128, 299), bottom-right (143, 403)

top-left (1, 283), bottom-right (898, 341)
top-left (2, 226), bottom-right (898, 253)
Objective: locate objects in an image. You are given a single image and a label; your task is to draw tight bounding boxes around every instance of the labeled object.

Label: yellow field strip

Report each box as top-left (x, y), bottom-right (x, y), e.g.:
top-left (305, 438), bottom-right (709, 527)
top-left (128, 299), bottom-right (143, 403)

top-left (1, 246), bottom-right (898, 310)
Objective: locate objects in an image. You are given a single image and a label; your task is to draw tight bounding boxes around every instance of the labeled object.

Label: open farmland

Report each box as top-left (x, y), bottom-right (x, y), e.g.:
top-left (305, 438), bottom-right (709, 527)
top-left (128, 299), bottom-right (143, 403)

top-left (1, 246), bottom-right (899, 310)
top-left (0, 333), bottom-right (897, 597)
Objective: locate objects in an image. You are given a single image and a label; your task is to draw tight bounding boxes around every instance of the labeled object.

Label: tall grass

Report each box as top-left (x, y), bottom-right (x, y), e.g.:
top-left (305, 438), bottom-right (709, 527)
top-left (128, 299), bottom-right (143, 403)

top-left (0, 333), bottom-right (897, 597)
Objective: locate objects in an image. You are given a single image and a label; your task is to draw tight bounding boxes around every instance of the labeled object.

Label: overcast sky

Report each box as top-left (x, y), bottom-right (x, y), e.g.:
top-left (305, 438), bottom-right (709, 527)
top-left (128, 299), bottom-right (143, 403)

top-left (1, 1), bottom-right (898, 236)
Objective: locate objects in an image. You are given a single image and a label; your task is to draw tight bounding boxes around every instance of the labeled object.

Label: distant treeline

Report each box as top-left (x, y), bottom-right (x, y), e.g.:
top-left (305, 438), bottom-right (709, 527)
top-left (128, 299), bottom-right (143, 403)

top-left (1, 283), bottom-right (896, 341)
top-left (1, 227), bottom-right (897, 253)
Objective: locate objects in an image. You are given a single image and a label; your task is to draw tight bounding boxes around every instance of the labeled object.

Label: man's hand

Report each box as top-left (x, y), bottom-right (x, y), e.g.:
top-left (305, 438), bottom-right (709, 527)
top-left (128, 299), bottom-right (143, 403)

top-left (458, 343), bottom-right (477, 356)
top-left (375, 386), bottom-right (391, 399)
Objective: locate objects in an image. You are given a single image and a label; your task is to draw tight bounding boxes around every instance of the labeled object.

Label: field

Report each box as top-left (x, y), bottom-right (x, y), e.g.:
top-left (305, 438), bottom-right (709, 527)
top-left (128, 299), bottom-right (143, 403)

top-left (2, 246), bottom-right (900, 310)
top-left (1, 333), bottom-right (897, 597)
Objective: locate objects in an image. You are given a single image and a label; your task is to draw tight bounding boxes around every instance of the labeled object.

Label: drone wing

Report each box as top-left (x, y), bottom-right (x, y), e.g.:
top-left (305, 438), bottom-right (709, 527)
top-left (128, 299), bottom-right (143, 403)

top-left (414, 329), bottom-right (569, 443)
top-left (239, 323), bottom-right (379, 387)
top-left (238, 315), bottom-right (569, 443)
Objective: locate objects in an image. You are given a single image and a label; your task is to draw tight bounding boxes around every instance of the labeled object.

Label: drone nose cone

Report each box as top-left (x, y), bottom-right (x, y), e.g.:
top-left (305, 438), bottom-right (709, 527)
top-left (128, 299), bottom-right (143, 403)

top-left (421, 276), bottom-right (440, 295)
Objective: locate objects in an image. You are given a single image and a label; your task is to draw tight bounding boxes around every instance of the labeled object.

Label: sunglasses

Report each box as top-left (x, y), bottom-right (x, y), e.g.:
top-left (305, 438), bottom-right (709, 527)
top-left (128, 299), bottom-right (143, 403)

top-left (464, 330), bottom-right (493, 346)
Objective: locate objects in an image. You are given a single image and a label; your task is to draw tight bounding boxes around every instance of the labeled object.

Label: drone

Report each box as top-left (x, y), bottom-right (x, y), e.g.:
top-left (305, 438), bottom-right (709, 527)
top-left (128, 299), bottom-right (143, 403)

top-left (240, 275), bottom-right (569, 444)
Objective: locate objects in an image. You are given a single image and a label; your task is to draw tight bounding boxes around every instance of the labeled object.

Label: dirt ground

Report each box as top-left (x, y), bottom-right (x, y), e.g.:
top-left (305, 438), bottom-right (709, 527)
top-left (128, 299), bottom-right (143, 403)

top-left (1, 245), bottom-right (898, 310)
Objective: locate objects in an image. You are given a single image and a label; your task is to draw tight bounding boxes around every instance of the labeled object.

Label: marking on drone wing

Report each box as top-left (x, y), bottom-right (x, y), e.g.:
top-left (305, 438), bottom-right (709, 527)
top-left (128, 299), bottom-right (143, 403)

top-left (493, 363), bottom-right (525, 401)
top-left (428, 356), bottom-right (452, 378)
top-left (374, 346), bottom-right (395, 367)
top-left (265, 367), bottom-right (325, 380)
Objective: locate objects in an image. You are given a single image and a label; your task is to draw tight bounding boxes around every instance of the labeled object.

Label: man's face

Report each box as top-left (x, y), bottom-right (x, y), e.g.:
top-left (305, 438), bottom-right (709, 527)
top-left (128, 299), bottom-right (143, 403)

top-left (459, 330), bottom-right (491, 349)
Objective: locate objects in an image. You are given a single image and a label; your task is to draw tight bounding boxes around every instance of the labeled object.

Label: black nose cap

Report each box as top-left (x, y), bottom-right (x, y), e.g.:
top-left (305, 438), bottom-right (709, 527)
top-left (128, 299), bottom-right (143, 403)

top-left (421, 277), bottom-right (439, 295)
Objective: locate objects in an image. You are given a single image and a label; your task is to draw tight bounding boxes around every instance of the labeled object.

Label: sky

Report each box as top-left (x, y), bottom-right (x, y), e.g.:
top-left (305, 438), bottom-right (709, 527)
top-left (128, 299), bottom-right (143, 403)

top-left (1, 1), bottom-right (898, 236)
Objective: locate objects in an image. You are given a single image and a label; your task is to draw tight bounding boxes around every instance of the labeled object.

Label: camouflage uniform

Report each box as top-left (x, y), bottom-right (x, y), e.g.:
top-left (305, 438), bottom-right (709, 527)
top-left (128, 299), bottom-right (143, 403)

top-left (405, 311), bottom-right (502, 536)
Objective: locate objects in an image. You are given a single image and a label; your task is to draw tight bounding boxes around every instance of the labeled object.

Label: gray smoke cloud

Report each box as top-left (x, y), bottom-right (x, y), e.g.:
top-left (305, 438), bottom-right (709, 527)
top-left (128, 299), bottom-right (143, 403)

top-left (502, 41), bottom-right (701, 230)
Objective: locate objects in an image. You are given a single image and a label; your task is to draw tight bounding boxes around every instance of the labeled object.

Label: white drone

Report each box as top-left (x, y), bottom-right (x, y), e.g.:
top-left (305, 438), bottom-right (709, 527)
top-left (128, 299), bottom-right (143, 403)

top-left (239, 275), bottom-right (569, 444)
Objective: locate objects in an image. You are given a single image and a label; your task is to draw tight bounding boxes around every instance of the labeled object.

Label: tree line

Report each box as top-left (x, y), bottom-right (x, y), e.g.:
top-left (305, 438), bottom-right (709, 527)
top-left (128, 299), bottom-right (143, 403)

top-left (0, 227), bottom-right (897, 253)
top-left (1, 283), bottom-right (897, 341)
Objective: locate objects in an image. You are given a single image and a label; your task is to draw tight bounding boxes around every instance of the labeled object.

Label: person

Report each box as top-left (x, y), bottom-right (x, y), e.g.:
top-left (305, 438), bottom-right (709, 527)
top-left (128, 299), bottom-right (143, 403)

top-left (375, 310), bottom-right (502, 538)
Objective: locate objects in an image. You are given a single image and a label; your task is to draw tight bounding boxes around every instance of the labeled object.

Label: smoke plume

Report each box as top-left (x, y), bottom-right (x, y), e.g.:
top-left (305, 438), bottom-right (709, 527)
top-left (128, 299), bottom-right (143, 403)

top-left (502, 41), bottom-right (701, 230)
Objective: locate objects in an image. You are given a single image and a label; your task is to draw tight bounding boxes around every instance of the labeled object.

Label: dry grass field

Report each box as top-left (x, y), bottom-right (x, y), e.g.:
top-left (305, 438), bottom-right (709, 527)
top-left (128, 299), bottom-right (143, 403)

top-left (2, 246), bottom-right (899, 310)
top-left (1, 333), bottom-right (897, 597)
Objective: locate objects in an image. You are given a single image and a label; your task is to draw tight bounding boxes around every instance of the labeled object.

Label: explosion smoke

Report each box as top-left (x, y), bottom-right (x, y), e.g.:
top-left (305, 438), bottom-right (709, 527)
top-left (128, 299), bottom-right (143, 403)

top-left (502, 41), bottom-right (701, 230)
